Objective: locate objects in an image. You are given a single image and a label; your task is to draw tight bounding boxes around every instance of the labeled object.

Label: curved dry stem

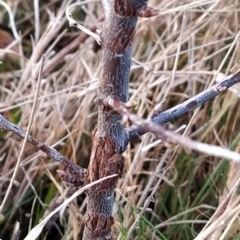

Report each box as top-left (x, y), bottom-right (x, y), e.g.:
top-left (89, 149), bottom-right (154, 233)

top-left (0, 0), bottom-right (20, 40)
top-left (65, 0), bottom-right (101, 44)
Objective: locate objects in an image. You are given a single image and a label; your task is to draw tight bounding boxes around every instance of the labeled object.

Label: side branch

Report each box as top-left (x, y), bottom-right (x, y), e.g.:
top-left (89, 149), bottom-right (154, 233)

top-left (104, 96), bottom-right (240, 161)
top-left (0, 114), bottom-right (86, 181)
top-left (125, 71), bottom-right (240, 146)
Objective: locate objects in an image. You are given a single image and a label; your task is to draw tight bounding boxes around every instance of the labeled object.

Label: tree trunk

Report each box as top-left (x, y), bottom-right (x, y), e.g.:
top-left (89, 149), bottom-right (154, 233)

top-left (83, 0), bottom-right (149, 239)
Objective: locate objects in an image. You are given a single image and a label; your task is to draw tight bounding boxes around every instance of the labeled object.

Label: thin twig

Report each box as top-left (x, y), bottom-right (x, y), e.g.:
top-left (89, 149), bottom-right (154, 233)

top-left (0, 114), bottom-right (86, 179)
top-left (126, 71), bottom-right (240, 145)
top-left (181, 31), bottom-right (240, 140)
top-left (103, 92), bottom-right (240, 161)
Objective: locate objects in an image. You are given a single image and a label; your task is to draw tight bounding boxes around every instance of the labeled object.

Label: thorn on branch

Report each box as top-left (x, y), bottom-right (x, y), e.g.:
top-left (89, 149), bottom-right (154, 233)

top-left (97, 96), bottom-right (136, 124)
top-left (149, 100), bottom-right (166, 119)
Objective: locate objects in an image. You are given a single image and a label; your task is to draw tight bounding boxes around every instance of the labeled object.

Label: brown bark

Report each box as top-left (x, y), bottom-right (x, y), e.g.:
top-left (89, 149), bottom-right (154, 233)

top-left (83, 0), bottom-right (154, 239)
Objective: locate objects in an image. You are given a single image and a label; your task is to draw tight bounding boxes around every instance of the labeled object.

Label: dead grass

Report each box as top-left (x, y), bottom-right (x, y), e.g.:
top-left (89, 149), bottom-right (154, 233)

top-left (1, 0), bottom-right (240, 239)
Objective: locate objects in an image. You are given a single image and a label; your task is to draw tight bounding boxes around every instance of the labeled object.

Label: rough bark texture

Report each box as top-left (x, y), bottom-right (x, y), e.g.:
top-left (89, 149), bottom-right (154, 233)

top-left (83, 0), bottom-right (149, 239)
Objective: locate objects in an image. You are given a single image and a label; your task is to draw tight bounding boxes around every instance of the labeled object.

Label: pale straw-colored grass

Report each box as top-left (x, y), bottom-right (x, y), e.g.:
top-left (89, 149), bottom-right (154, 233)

top-left (1, 0), bottom-right (240, 239)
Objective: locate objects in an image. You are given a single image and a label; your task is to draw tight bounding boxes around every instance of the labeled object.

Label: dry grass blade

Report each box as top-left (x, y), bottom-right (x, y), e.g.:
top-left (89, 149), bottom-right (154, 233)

top-left (65, 0), bottom-right (101, 44)
top-left (125, 167), bottom-right (169, 240)
top-left (0, 0), bottom-right (20, 40)
top-left (206, 146), bottom-right (240, 239)
top-left (0, 55), bottom-right (44, 214)
top-left (24, 174), bottom-right (117, 240)
top-left (194, 202), bottom-right (240, 240)
top-left (2, 0), bottom-right (240, 239)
